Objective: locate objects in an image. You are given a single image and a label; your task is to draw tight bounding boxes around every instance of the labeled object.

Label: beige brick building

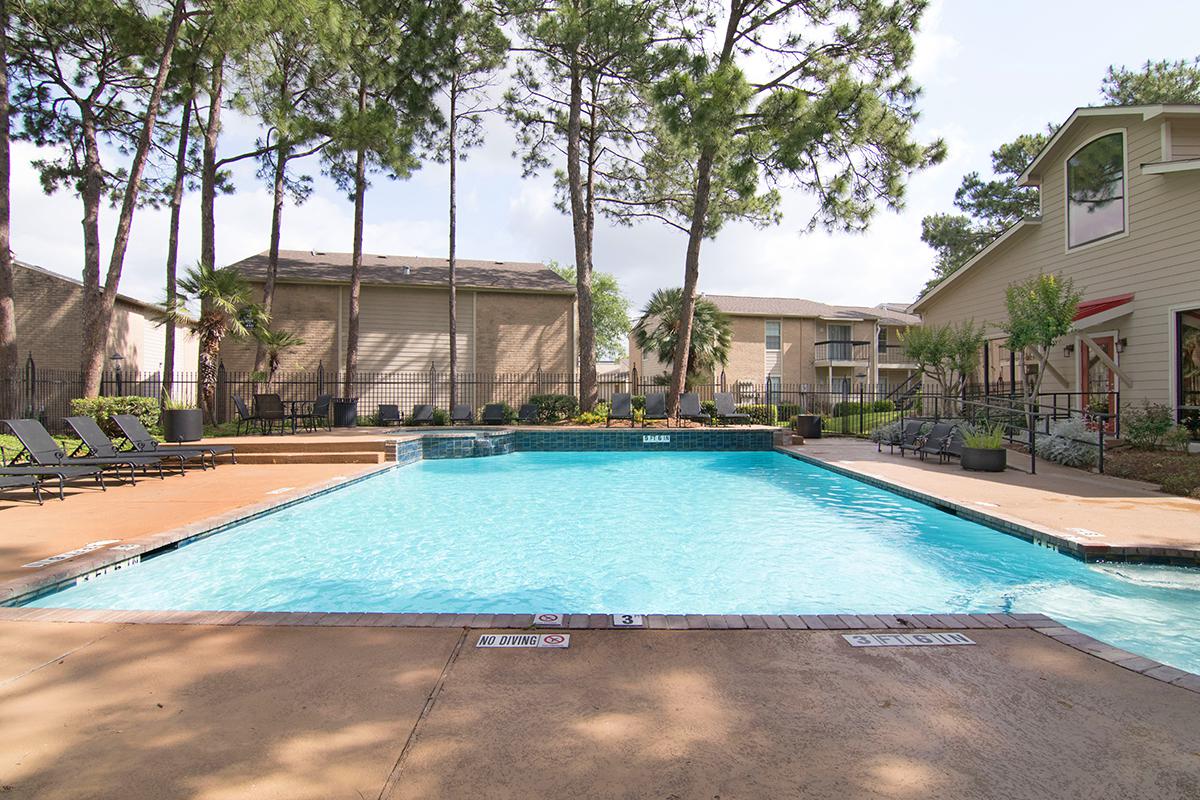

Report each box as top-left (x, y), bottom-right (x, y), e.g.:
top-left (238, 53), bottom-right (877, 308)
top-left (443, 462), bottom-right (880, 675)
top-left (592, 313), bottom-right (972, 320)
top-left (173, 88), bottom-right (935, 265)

top-left (11, 260), bottom-right (198, 377)
top-left (629, 294), bottom-right (920, 393)
top-left (221, 250), bottom-right (576, 378)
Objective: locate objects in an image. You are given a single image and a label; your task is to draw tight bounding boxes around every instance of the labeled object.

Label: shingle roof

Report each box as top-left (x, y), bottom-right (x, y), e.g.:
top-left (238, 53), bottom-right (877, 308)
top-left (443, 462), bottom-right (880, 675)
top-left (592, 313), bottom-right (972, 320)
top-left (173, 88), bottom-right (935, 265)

top-left (227, 250), bottom-right (575, 294)
top-left (703, 294), bottom-right (920, 326)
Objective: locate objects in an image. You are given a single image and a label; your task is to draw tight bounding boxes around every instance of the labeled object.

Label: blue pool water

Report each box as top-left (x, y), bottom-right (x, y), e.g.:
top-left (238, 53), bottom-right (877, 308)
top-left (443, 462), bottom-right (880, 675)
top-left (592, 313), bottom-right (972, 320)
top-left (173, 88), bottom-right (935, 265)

top-left (29, 451), bottom-right (1200, 672)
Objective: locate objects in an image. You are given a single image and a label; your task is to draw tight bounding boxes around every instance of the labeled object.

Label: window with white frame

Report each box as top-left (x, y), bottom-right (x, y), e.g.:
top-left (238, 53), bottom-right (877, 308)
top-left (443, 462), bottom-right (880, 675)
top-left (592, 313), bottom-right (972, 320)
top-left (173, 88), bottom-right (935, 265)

top-left (765, 320), bottom-right (781, 351)
top-left (1067, 132), bottom-right (1125, 249)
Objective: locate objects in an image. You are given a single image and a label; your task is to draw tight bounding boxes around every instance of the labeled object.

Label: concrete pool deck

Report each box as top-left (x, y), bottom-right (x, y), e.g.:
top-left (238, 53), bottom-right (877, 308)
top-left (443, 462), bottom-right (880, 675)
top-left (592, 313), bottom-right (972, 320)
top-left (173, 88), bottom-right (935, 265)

top-left (1, 621), bottom-right (1198, 799)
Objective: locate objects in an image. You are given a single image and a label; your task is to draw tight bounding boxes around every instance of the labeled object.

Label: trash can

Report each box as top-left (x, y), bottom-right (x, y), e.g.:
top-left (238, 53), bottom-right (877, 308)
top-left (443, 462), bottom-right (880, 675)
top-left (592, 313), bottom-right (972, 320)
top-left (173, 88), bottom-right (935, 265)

top-left (332, 398), bottom-right (359, 428)
top-left (793, 414), bottom-right (822, 439)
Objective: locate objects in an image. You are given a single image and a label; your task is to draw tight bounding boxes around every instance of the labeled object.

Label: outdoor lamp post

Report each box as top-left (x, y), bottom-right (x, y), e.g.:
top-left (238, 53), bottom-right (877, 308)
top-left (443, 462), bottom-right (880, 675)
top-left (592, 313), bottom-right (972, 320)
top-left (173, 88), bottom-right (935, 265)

top-left (111, 353), bottom-right (125, 395)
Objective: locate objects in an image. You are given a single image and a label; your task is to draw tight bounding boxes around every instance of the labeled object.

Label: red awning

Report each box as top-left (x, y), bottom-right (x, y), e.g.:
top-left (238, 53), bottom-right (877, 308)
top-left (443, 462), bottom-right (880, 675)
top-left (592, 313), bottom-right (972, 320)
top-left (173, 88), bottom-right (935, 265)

top-left (1073, 292), bottom-right (1134, 322)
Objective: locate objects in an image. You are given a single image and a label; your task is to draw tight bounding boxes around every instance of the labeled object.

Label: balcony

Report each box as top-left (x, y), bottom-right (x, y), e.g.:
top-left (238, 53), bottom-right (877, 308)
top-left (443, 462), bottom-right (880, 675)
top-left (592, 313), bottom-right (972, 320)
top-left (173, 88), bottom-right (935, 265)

top-left (877, 344), bottom-right (917, 368)
top-left (814, 340), bottom-right (871, 365)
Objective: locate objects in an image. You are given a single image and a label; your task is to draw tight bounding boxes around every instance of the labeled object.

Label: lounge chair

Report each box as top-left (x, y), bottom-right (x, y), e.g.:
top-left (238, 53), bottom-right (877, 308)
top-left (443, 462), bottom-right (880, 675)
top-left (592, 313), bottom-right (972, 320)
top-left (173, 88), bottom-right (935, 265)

top-left (607, 393), bottom-right (633, 427)
top-left (4, 418), bottom-right (139, 482)
top-left (713, 393), bottom-right (751, 426)
top-left (232, 396), bottom-right (262, 436)
top-left (518, 403), bottom-right (539, 425)
top-left (65, 416), bottom-right (182, 477)
top-left (642, 393), bottom-right (668, 427)
top-left (296, 394), bottom-right (332, 432)
top-left (1, 444), bottom-right (108, 498)
top-left (481, 404), bottom-right (508, 425)
top-left (679, 393), bottom-right (710, 426)
top-left (938, 427), bottom-right (966, 463)
top-left (378, 404), bottom-right (402, 426)
top-left (111, 414), bottom-right (234, 468)
top-left (451, 404), bottom-right (474, 425)
top-left (409, 405), bottom-right (435, 425)
top-left (0, 474), bottom-right (43, 504)
top-left (253, 393), bottom-right (288, 435)
top-left (916, 422), bottom-right (955, 462)
top-left (888, 419), bottom-right (926, 455)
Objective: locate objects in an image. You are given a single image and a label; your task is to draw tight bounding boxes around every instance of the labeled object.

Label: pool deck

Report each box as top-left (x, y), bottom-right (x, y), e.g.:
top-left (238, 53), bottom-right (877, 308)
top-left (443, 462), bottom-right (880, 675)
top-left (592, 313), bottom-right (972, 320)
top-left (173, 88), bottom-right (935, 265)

top-left (781, 437), bottom-right (1200, 561)
top-left (2, 431), bottom-right (1200, 796)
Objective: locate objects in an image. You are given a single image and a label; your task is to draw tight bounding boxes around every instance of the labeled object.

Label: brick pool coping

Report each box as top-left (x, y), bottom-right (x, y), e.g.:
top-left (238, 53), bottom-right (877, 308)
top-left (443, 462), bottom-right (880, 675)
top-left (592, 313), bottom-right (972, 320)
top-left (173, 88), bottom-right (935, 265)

top-left (1, 607), bottom-right (1196, 694)
top-left (777, 447), bottom-right (1200, 567)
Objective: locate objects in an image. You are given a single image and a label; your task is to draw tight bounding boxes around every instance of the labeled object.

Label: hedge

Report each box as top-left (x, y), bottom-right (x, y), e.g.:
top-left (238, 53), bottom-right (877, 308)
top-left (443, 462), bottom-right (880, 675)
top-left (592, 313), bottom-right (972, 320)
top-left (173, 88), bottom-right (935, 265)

top-left (70, 396), bottom-right (160, 437)
top-left (528, 393), bottom-right (578, 423)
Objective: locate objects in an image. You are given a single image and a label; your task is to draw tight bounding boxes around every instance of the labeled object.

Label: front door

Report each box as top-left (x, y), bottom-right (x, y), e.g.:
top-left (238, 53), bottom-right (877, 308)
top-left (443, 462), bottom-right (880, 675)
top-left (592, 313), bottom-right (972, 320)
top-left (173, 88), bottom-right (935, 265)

top-left (1080, 335), bottom-right (1117, 433)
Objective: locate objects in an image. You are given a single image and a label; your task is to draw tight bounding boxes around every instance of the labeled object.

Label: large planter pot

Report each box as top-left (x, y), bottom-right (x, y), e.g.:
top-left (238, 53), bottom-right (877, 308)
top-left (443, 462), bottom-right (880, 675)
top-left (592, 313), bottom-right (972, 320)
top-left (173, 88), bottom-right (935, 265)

top-left (332, 398), bottom-right (359, 428)
top-left (162, 409), bottom-right (203, 443)
top-left (961, 446), bottom-right (1006, 472)
top-left (792, 414), bottom-right (822, 439)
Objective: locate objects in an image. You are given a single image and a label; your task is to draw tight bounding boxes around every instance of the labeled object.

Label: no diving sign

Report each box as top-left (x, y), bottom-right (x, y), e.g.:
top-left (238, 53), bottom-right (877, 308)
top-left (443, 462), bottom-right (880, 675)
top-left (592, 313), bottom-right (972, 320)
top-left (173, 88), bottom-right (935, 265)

top-left (476, 633), bottom-right (570, 649)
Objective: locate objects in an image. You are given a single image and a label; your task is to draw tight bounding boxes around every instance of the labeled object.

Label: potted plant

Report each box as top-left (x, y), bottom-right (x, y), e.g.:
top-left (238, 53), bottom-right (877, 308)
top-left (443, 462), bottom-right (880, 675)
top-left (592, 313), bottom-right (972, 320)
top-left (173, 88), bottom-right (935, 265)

top-left (960, 423), bottom-right (1007, 472)
top-left (162, 393), bottom-right (204, 443)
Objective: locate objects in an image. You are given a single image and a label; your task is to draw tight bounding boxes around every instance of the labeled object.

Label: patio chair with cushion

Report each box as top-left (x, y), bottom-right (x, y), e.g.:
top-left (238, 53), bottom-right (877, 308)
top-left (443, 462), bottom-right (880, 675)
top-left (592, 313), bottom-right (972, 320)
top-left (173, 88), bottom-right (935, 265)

top-left (679, 393), bottom-right (711, 426)
top-left (642, 393), bottom-right (669, 427)
top-left (451, 404), bottom-right (474, 425)
top-left (232, 396), bottom-right (262, 436)
top-left (378, 405), bottom-right (402, 426)
top-left (409, 405), bottom-right (435, 425)
top-left (518, 403), bottom-right (539, 425)
top-left (607, 393), bottom-right (633, 427)
top-left (111, 414), bottom-right (234, 468)
top-left (4, 418), bottom-right (140, 483)
top-left (297, 394), bottom-right (332, 432)
top-left (713, 393), bottom-right (751, 426)
top-left (253, 394), bottom-right (287, 435)
top-left (481, 404), bottom-right (509, 425)
top-left (65, 416), bottom-right (183, 477)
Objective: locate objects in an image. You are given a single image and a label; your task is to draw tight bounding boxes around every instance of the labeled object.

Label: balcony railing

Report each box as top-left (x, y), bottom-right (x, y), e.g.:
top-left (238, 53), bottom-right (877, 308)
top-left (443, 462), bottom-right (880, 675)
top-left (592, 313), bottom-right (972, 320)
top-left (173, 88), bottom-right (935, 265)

top-left (813, 340), bottom-right (871, 363)
top-left (877, 344), bottom-right (915, 366)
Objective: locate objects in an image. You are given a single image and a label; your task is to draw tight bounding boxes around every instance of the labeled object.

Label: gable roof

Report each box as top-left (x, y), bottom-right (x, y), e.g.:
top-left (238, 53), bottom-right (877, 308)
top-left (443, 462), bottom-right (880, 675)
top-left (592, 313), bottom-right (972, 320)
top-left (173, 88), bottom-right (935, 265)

top-left (1018, 104), bottom-right (1200, 186)
top-left (16, 259), bottom-right (161, 312)
top-left (227, 250), bottom-right (575, 295)
top-left (704, 294), bottom-right (920, 326)
top-left (909, 218), bottom-right (1042, 313)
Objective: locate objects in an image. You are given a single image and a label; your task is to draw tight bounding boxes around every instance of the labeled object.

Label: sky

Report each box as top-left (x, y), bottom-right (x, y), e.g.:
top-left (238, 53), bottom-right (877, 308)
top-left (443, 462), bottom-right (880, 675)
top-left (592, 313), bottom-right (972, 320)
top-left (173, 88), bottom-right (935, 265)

top-left (10, 0), bottom-right (1200, 318)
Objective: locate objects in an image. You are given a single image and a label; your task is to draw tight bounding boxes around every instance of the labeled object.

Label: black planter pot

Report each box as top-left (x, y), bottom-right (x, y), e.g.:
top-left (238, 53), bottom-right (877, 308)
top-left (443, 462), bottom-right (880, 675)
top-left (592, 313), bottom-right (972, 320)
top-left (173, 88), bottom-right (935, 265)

top-left (961, 446), bottom-right (1006, 472)
top-left (332, 398), bottom-right (359, 428)
top-left (162, 409), bottom-right (203, 443)
top-left (792, 414), bottom-right (822, 438)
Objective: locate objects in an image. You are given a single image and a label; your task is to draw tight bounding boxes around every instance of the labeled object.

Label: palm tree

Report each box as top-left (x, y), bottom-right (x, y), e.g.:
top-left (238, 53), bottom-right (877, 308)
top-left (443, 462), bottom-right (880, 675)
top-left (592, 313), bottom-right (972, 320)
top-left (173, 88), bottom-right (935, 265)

top-left (632, 288), bottom-right (732, 387)
top-left (255, 329), bottom-right (305, 387)
top-left (159, 265), bottom-right (263, 422)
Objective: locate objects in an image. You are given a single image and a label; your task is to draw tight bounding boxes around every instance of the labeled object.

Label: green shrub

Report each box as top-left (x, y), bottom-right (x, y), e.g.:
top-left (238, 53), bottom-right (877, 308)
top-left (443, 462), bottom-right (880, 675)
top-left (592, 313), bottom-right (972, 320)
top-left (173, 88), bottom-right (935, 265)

top-left (776, 403), bottom-right (801, 420)
top-left (1035, 418), bottom-right (1099, 468)
top-left (432, 407), bottom-right (450, 426)
top-left (575, 410), bottom-right (606, 425)
top-left (528, 393), bottom-right (578, 423)
top-left (632, 394), bottom-right (646, 411)
top-left (1122, 401), bottom-right (1189, 450)
top-left (735, 403), bottom-right (777, 425)
top-left (871, 399), bottom-right (896, 412)
top-left (831, 401), bottom-right (861, 417)
top-left (70, 396), bottom-right (160, 437)
top-left (701, 400), bottom-right (717, 417)
top-left (486, 403), bottom-right (517, 424)
top-left (961, 423), bottom-right (1006, 449)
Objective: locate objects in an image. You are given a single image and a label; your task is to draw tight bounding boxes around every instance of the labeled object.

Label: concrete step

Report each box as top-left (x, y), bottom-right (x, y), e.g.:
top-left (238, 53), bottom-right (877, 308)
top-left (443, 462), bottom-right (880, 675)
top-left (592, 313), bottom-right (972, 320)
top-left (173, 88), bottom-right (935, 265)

top-left (222, 439), bottom-right (392, 454)
top-left (216, 451), bottom-right (388, 465)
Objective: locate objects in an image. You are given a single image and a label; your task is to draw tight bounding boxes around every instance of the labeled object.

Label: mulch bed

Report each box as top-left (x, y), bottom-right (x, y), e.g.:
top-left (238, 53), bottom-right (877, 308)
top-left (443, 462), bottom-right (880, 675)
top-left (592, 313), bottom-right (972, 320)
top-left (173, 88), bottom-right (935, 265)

top-left (1104, 447), bottom-right (1200, 498)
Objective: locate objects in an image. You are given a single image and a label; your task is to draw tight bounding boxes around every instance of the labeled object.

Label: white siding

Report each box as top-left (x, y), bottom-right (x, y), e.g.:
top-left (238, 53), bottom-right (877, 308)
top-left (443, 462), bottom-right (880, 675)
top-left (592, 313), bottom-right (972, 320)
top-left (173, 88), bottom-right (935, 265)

top-left (339, 286), bottom-right (474, 372)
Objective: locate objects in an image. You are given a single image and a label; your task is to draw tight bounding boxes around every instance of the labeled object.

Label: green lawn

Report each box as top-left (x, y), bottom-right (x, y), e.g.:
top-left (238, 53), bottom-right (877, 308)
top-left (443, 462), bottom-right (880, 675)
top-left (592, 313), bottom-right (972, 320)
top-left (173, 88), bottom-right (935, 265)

top-left (0, 432), bottom-right (82, 462)
top-left (821, 410), bottom-right (903, 436)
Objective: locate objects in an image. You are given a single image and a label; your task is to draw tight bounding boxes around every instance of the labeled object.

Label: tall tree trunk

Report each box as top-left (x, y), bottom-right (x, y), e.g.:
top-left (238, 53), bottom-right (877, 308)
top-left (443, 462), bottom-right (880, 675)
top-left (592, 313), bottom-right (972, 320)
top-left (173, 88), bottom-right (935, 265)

top-left (342, 74), bottom-right (368, 399)
top-left (200, 56), bottom-right (225, 273)
top-left (80, 0), bottom-right (186, 397)
top-left (0, 0), bottom-right (16, 418)
top-left (667, 5), bottom-right (741, 416)
top-left (254, 141), bottom-right (290, 373)
top-left (198, 329), bottom-right (221, 422)
top-left (565, 55), bottom-right (597, 411)
top-left (163, 97), bottom-right (192, 399)
top-left (77, 112), bottom-right (107, 397)
top-left (447, 86), bottom-right (458, 408)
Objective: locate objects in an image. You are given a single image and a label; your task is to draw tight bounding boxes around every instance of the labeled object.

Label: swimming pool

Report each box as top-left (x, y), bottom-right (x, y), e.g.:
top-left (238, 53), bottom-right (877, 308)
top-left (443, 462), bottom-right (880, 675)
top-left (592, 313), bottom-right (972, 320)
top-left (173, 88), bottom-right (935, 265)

top-left (27, 451), bottom-right (1200, 673)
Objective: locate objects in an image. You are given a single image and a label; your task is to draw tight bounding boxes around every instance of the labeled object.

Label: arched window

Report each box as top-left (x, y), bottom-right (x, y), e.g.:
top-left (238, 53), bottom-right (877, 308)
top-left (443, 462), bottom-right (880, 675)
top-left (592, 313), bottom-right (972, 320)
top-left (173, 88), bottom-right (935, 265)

top-left (1066, 132), bottom-right (1125, 248)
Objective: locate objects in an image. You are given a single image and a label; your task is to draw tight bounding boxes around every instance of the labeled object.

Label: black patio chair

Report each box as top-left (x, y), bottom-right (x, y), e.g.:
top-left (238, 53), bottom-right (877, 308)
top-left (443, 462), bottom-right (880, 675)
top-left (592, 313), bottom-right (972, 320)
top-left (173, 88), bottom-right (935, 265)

top-left (297, 394), bottom-right (333, 432)
top-left (111, 414), bottom-right (234, 468)
top-left (1, 443), bottom-right (107, 498)
top-left (713, 393), bottom-right (751, 426)
top-left (481, 404), bottom-right (509, 425)
top-left (233, 396), bottom-right (263, 436)
top-left (451, 404), bottom-right (475, 425)
top-left (4, 418), bottom-right (139, 483)
top-left (607, 393), bottom-right (633, 427)
top-left (888, 419), bottom-right (927, 456)
top-left (642, 393), bottom-right (669, 427)
top-left (679, 393), bottom-right (711, 426)
top-left (409, 405), bottom-right (435, 425)
top-left (65, 416), bottom-right (182, 477)
top-left (518, 403), bottom-right (539, 425)
top-left (253, 393), bottom-right (287, 435)
top-left (916, 422), bottom-right (956, 462)
top-left (378, 404), bottom-right (402, 426)
top-left (939, 427), bottom-right (966, 463)
top-left (0, 474), bottom-right (43, 504)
